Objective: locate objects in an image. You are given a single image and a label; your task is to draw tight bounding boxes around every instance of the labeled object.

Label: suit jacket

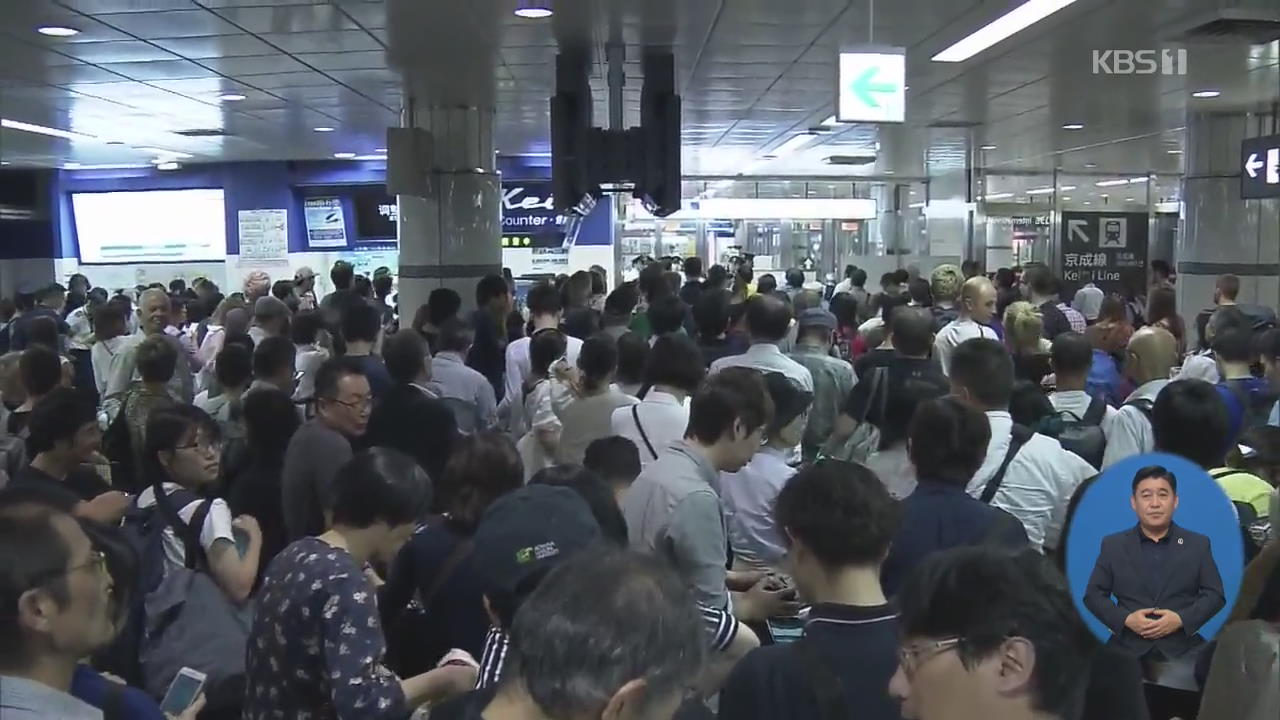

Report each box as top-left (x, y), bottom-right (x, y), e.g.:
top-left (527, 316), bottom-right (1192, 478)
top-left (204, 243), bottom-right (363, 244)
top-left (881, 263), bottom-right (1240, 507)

top-left (1083, 523), bottom-right (1225, 658)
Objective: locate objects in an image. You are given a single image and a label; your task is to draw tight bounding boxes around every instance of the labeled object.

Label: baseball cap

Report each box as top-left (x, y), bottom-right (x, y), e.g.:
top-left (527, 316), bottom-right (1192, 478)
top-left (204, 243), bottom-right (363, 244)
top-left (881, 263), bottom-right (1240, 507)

top-left (798, 308), bottom-right (837, 331)
top-left (253, 295), bottom-right (290, 319)
top-left (472, 485), bottom-right (602, 598)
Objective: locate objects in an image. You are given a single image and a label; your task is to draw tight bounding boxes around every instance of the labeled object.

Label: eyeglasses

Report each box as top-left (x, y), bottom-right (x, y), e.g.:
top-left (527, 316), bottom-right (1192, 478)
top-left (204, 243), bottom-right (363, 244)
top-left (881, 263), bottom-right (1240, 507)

top-left (326, 396), bottom-right (373, 412)
top-left (39, 549), bottom-right (108, 587)
top-left (898, 637), bottom-right (963, 678)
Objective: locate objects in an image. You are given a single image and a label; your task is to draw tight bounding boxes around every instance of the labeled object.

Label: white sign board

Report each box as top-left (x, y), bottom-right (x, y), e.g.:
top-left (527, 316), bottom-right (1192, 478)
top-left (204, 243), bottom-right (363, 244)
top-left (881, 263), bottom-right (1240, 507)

top-left (837, 50), bottom-right (906, 124)
top-left (304, 197), bottom-right (347, 248)
top-left (237, 209), bottom-right (288, 262)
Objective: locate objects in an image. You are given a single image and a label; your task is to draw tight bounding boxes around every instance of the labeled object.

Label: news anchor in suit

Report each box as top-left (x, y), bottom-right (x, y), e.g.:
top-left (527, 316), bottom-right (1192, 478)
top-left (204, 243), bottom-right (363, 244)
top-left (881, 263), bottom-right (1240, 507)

top-left (1083, 465), bottom-right (1226, 659)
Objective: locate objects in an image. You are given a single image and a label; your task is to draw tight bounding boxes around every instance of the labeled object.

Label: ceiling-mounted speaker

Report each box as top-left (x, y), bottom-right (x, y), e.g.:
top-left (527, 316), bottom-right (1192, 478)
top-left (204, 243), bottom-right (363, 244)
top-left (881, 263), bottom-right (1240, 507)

top-left (385, 127), bottom-right (433, 198)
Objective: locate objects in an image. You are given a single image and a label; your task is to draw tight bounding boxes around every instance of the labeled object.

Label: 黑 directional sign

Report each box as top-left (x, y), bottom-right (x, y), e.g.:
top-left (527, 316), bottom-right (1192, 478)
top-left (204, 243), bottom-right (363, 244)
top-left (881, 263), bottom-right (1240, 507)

top-left (1060, 212), bottom-right (1148, 297)
top-left (837, 49), bottom-right (906, 124)
top-left (1241, 133), bottom-right (1280, 199)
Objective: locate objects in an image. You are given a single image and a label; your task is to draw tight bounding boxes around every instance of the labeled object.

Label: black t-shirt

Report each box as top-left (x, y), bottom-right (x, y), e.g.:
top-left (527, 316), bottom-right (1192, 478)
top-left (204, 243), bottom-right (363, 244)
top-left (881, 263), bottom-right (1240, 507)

top-left (719, 603), bottom-right (902, 720)
top-left (1038, 301), bottom-right (1073, 340)
top-left (844, 356), bottom-right (949, 448)
top-left (229, 457), bottom-right (289, 589)
top-left (5, 465), bottom-right (99, 512)
top-left (852, 348), bottom-right (894, 382)
top-left (1013, 352), bottom-right (1053, 386)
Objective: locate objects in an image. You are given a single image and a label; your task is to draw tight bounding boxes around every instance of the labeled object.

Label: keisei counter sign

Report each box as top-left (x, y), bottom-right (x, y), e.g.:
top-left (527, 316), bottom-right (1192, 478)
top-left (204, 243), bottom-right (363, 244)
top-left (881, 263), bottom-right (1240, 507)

top-left (1241, 133), bottom-right (1280, 200)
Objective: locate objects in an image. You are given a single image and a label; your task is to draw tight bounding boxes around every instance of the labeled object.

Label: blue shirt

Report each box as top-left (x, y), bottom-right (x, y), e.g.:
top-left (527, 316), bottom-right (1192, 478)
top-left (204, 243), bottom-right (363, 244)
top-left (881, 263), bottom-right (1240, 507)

top-left (350, 354), bottom-right (393, 399)
top-left (70, 665), bottom-right (162, 720)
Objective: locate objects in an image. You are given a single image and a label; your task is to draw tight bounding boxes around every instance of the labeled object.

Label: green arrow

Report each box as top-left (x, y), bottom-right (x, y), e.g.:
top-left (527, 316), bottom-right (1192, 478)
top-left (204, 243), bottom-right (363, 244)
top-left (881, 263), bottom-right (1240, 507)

top-left (852, 66), bottom-right (896, 108)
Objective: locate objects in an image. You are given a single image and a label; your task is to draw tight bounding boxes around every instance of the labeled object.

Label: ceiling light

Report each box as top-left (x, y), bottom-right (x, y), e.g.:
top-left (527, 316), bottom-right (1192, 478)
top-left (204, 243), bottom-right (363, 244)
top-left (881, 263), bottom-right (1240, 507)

top-left (1061, 196), bottom-right (1071, 201)
top-left (1026, 185), bottom-right (1075, 195)
top-left (63, 162), bottom-right (82, 169)
top-left (1062, 123), bottom-right (1084, 130)
top-left (1125, 197), bottom-right (1136, 202)
top-left (884, 170), bottom-right (895, 175)
top-left (37, 26), bottom-right (80, 37)
top-left (138, 147), bottom-right (193, 159)
top-left (1167, 149), bottom-right (1183, 154)
top-left (770, 133), bottom-right (819, 157)
top-left (1095, 178), bottom-right (1132, 187)
top-left (980, 144), bottom-right (998, 150)
top-left (313, 126), bottom-right (335, 133)
top-left (218, 93), bottom-right (246, 101)
top-left (983, 192), bottom-right (1014, 200)
top-left (376, 148), bottom-right (388, 153)
top-left (155, 161), bottom-right (181, 171)
top-left (908, 202), bottom-right (926, 209)
top-left (1082, 200), bottom-right (1091, 205)
top-left (932, 0), bottom-right (1079, 63)
top-left (1127, 176), bottom-right (1150, 184)
top-left (1, 118), bottom-right (95, 141)
top-left (1084, 162), bottom-right (1098, 168)
top-left (513, 1), bottom-right (553, 18)
top-left (1191, 90), bottom-right (1221, 99)
top-left (333, 152), bottom-right (357, 159)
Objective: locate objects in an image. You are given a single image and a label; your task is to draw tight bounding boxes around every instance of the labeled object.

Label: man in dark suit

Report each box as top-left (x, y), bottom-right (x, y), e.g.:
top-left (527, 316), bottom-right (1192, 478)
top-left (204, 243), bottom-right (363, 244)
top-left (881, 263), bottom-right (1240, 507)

top-left (1083, 465), bottom-right (1225, 659)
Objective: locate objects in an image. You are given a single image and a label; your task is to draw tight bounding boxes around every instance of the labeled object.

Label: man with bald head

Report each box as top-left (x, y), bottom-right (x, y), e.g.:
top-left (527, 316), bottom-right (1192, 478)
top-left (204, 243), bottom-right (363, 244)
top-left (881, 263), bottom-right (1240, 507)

top-left (1101, 326), bottom-right (1179, 468)
top-left (933, 276), bottom-right (999, 376)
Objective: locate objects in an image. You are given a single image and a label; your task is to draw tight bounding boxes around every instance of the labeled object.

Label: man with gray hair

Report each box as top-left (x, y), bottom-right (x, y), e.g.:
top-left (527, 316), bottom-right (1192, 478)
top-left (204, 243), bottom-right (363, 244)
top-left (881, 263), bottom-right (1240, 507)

top-left (469, 549), bottom-right (707, 720)
top-left (102, 288), bottom-right (193, 418)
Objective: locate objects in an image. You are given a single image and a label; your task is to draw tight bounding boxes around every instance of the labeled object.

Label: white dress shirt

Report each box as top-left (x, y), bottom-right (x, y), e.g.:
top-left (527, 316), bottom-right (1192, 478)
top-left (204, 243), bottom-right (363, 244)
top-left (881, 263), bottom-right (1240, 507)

top-left (965, 410), bottom-right (1095, 552)
top-left (1049, 390), bottom-right (1119, 425)
top-left (934, 319), bottom-right (999, 376)
top-left (611, 390), bottom-right (690, 468)
top-left (293, 343), bottom-right (329, 402)
top-left (708, 343), bottom-right (815, 392)
top-left (429, 350), bottom-right (499, 430)
top-left (1101, 379), bottom-right (1169, 469)
top-left (92, 334), bottom-right (141, 425)
top-left (503, 332), bottom-right (583, 436)
top-left (719, 446), bottom-right (795, 570)
top-left (65, 306), bottom-right (94, 351)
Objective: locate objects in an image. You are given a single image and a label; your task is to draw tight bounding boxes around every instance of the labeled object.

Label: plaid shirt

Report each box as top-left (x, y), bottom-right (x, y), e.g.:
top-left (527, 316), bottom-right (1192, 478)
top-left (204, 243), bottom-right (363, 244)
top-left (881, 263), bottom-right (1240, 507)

top-left (1058, 303), bottom-right (1087, 333)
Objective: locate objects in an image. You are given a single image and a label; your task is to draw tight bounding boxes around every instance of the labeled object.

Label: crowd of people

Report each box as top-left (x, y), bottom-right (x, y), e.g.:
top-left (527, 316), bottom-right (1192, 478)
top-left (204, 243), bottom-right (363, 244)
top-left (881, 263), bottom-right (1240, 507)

top-left (0, 254), bottom-right (1277, 720)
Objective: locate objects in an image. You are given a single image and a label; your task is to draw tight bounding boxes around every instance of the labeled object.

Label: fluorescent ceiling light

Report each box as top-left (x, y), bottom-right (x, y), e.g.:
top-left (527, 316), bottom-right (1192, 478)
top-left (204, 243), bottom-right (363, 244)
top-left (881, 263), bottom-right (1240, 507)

top-left (333, 152), bottom-right (357, 159)
top-left (155, 162), bottom-right (181, 171)
top-left (1191, 90), bottom-right (1221, 98)
top-left (313, 126), bottom-right (335, 133)
top-left (770, 133), bottom-right (819, 157)
top-left (1095, 178), bottom-right (1132, 187)
top-left (932, 0), bottom-right (1079, 63)
top-left (908, 202), bottom-right (926, 209)
top-left (1082, 201), bottom-right (1092, 204)
top-left (38, 26), bottom-right (80, 37)
top-left (1127, 176), bottom-right (1149, 184)
top-left (514, 2), bottom-right (553, 18)
top-left (351, 154), bottom-right (386, 161)
top-left (1026, 185), bottom-right (1075, 195)
top-left (983, 192), bottom-right (1014, 200)
top-left (1125, 197), bottom-right (1136, 202)
top-left (980, 144), bottom-right (997, 150)
top-left (63, 162), bottom-right (82, 169)
top-left (218, 93), bottom-right (246, 101)
top-left (1061, 196), bottom-right (1071, 201)
top-left (1, 118), bottom-right (96, 141)
top-left (1167, 149), bottom-right (1183, 154)
top-left (138, 147), bottom-right (193, 159)
top-left (1062, 123), bottom-right (1084, 130)
top-left (375, 148), bottom-right (388, 153)
top-left (1084, 162), bottom-right (1098, 168)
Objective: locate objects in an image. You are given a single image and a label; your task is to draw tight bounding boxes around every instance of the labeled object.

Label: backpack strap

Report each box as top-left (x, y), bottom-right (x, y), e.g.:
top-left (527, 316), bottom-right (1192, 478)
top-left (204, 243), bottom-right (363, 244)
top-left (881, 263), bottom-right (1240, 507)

top-left (794, 633), bottom-right (851, 720)
top-left (631, 404), bottom-right (658, 460)
top-left (151, 483), bottom-right (212, 570)
top-left (1124, 397), bottom-right (1154, 420)
top-left (101, 678), bottom-right (128, 720)
top-left (1083, 395), bottom-right (1107, 425)
top-left (1208, 468), bottom-right (1237, 480)
top-left (980, 424), bottom-right (1034, 504)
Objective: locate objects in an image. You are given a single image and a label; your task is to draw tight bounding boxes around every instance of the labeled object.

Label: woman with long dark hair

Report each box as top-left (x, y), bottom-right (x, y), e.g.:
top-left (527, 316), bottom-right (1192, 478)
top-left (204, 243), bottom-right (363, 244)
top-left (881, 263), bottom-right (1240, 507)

top-left (1147, 285), bottom-right (1186, 356)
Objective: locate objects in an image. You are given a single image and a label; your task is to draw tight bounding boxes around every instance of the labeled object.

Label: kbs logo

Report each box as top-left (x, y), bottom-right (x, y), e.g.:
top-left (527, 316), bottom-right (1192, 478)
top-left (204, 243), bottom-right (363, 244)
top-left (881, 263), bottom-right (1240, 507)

top-left (1092, 49), bottom-right (1187, 75)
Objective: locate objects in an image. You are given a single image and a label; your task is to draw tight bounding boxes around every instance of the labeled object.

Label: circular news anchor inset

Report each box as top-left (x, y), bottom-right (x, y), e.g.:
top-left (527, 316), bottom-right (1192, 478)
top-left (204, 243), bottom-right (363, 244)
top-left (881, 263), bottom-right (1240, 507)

top-left (1065, 453), bottom-right (1244, 657)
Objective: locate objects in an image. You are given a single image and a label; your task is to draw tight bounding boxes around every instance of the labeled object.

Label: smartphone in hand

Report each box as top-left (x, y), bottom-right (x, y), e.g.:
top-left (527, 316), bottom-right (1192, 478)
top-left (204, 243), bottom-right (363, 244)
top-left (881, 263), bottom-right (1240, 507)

top-left (159, 667), bottom-right (206, 716)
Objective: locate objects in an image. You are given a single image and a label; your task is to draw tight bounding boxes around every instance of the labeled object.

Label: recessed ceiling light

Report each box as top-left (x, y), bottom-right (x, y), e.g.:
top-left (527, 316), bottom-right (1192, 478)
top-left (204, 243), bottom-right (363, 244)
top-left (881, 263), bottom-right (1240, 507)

top-left (375, 148), bottom-right (388, 153)
top-left (884, 170), bottom-right (895, 175)
top-left (218, 93), bottom-right (246, 101)
top-left (1062, 123), bottom-right (1084, 130)
top-left (513, 1), bottom-right (553, 18)
top-left (1084, 162), bottom-right (1098, 168)
top-left (1167, 149), bottom-right (1183, 154)
top-left (38, 26), bottom-right (80, 37)
top-left (333, 152), bottom-right (357, 159)
top-left (313, 126), bottom-right (335, 133)
top-left (155, 161), bottom-right (181, 171)
top-left (1191, 90), bottom-right (1221, 99)
top-left (1125, 197), bottom-right (1136, 202)
top-left (1062, 196), bottom-right (1071, 201)
top-left (1, 161), bottom-right (10, 166)
top-left (980, 144), bottom-right (998, 150)
top-left (1082, 200), bottom-right (1091, 205)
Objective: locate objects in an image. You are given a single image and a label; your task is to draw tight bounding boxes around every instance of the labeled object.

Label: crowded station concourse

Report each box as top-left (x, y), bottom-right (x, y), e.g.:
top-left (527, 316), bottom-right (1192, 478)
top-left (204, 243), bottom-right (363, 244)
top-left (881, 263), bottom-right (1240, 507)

top-left (4, 1), bottom-right (1280, 719)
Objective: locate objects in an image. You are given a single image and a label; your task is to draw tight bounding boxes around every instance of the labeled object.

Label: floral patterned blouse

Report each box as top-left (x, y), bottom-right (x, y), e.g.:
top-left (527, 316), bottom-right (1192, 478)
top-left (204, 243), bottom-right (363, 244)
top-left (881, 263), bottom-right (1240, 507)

top-left (243, 538), bottom-right (407, 720)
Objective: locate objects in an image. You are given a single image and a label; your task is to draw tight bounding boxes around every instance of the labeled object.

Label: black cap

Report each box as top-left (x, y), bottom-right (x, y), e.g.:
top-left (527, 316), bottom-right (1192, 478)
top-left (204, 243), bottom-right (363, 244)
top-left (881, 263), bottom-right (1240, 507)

top-left (472, 485), bottom-right (601, 597)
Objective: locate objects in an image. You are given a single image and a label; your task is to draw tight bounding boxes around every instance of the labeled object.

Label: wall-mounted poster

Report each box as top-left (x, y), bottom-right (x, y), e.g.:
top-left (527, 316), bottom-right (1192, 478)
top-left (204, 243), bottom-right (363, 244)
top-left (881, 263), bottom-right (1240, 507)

top-left (304, 197), bottom-right (347, 248)
top-left (237, 209), bottom-right (288, 262)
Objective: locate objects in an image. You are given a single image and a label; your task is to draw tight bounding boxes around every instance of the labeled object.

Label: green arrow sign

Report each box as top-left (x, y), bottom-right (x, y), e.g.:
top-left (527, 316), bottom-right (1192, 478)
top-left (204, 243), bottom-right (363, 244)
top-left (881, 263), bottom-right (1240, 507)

top-left (851, 66), bottom-right (897, 109)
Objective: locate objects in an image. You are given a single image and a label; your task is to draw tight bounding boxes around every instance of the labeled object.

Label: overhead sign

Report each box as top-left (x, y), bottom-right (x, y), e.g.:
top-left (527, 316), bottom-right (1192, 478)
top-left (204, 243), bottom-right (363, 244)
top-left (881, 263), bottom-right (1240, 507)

top-left (837, 49), bottom-right (906, 124)
top-left (1059, 211), bottom-right (1148, 297)
top-left (1241, 133), bottom-right (1280, 199)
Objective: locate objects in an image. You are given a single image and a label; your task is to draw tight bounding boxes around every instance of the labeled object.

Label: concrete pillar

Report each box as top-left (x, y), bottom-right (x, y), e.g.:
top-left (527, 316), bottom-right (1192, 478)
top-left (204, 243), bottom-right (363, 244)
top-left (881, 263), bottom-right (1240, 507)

top-left (1179, 110), bottom-right (1280, 336)
top-left (395, 105), bottom-right (501, 319)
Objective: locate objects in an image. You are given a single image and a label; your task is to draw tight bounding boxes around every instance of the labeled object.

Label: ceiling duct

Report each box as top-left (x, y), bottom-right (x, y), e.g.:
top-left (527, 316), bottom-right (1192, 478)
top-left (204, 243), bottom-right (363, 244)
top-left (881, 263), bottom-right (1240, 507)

top-left (1167, 6), bottom-right (1280, 44)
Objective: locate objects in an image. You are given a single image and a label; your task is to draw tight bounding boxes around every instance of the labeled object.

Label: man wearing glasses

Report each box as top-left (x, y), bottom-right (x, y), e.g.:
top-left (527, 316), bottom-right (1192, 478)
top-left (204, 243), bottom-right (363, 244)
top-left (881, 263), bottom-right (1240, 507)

top-left (889, 548), bottom-right (1095, 720)
top-left (0, 503), bottom-right (116, 719)
top-left (282, 357), bottom-right (371, 541)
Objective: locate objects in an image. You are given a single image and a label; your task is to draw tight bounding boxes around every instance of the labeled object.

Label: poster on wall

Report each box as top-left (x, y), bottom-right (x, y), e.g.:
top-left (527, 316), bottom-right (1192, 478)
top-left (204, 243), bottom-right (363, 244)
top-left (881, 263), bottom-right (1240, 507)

top-left (304, 197), bottom-right (347, 248)
top-left (237, 209), bottom-right (288, 263)
top-left (1059, 211), bottom-right (1148, 297)
top-left (530, 247), bottom-right (570, 274)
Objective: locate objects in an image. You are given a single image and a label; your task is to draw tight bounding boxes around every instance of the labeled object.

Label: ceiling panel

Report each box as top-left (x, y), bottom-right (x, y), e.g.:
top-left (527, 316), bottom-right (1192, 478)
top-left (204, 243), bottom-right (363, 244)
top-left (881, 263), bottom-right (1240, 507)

top-left (150, 33), bottom-right (277, 58)
top-left (95, 10), bottom-right (243, 38)
top-left (210, 4), bottom-right (363, 34)
top-left (56, 40), bottom-right (181, 64)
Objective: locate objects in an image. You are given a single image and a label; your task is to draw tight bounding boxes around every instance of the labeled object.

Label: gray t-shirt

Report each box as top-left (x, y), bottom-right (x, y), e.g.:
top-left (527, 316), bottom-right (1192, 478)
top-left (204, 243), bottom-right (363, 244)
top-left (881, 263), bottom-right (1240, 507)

top-left (555, 389), bottom-right (639, 465)
top-left (281, 419), bottom-right (353, 540)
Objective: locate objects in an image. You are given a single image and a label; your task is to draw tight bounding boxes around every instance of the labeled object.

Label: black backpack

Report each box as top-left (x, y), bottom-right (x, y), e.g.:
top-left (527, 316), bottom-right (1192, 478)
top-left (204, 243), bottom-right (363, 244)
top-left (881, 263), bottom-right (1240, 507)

top-left (1222, 379), bottom-right (1277, 435)
top-left (1050, 396), bottom-right (1108, 469)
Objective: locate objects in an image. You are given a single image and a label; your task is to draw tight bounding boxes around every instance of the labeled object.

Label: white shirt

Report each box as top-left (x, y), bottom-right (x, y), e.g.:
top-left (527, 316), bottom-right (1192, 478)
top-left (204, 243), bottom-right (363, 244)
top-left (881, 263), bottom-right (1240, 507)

top-left (708, 343), bottom-right (815, 392)
top-left (1072, 284), bottom-right (1105, 321)
top-left (93, 334), bottom-right (141, 426)
top-left (517, 379), bottom-right (571, 482)
top-left (966, 410), bottom-right (1094, 552)
top-left (429, 351), bottom-right (499, 429)
top-left (934, 318), bottom-right (999, 376)
top-left (719, 446), bottom-right (795, 570)
top-left (503, 332), bottom-right (583, 435)
top-left (1101, 379), bottom-right (1169, 469)
top-left (293, 343), bottom-right (329, 401)
top-left (65, 306), bottom-right (94, 351)
top-left (1049, 390), bottom-right (1119, 425)
top-left (611, 390), bottom-right (690, 467)
top-left (135, 483), bottom-right (236, 569)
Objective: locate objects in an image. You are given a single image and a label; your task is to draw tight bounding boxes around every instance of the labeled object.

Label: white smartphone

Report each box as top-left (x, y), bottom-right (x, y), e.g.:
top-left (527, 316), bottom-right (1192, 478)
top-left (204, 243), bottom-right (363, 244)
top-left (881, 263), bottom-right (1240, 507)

top-left (159, 667), bottom-right (206, 716)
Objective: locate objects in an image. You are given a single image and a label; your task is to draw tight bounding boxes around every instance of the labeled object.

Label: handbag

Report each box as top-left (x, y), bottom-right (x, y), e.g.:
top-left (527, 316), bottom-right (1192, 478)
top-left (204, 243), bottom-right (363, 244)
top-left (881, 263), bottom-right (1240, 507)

top-left (829, 365), bottom-right (888, 463)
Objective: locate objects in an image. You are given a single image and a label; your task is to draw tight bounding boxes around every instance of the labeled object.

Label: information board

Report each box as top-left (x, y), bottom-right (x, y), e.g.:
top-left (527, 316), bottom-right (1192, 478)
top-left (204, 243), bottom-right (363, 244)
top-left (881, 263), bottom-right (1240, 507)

top-left (1059, 211), bottom-right (1148, 296)
top-left (304, 197), bottom-right (347, 248)
top-left (237, 209), bottom-right (288, 262)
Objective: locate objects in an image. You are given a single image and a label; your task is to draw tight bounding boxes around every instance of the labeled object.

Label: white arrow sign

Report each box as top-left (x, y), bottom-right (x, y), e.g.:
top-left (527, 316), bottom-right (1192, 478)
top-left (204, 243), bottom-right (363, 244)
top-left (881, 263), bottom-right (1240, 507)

top-left (1069, 219), bottom-right (1091, 244)
top-left (1246, 152), bottom-right (1265, 178)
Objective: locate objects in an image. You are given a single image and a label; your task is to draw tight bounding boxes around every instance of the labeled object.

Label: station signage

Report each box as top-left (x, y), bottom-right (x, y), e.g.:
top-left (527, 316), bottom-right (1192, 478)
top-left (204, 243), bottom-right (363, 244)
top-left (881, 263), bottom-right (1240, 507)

top-left (836, 49), bottom-right (906, 124)
top-left (1059, 211), bottom-right (1148, 297)
top-left (1241, 133), bottom-right (1280, 199)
